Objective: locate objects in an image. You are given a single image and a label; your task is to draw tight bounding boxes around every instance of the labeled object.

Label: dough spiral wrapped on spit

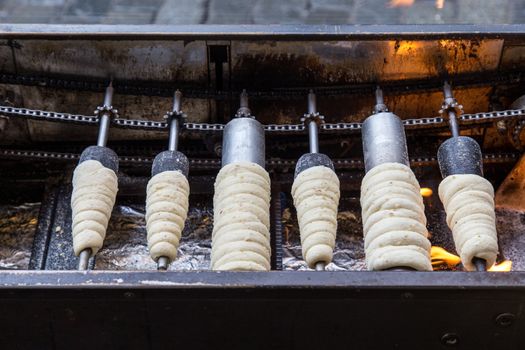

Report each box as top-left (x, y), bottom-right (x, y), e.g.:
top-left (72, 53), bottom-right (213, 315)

top-left (360, 162), bottom-right (432, 271)
top-left (291, 166), bottom-right (340, 268)
top-left (71, 160), bottom-right (118, 256)
top-left (212, 162), bottom-right (271, 271)
top-left (438, 174), bottom-right (498, 271)
top-left (146, 170), bottom-right (190, 262)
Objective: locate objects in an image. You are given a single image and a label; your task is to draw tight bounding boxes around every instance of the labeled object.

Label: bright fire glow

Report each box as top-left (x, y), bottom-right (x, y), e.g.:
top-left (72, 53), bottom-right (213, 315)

top-left (431, 246), bottom-right (461, 268)
top-left (389, 0), bottom-right (414, 8)
top-left (489, 260), bottom-right (512, 272)
top-left (436, 0), bottom-right (445, 9)
top-left (420, 187), bottom-right (433, 197)
top-left (431, 246), bottom-right (513, 271)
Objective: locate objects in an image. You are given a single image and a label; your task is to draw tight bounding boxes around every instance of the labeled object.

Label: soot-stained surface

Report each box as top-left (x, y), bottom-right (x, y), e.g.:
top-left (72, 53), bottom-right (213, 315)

top-left (0, 203), bottom-right (40, 269)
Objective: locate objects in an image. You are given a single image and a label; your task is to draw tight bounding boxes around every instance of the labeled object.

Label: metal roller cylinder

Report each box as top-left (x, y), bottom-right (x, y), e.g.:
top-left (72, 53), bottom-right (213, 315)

top-left (151, 150), bottom-right (189, 177)
top-left (437, 136), bottom-right (483, 178)
top-left (222, 117), bottom-right (265, 168)
top-left (294, 153), bottom-right (334, 178)
top-left (362, 112), bottom-right (409, 172)
top-left (79, 145), bottom-right (119, 173)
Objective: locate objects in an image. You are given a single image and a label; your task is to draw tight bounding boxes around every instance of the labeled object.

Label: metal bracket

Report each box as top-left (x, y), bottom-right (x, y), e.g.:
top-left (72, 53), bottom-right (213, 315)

top-left (300, 112), bottom-right (325, 126)
top-left (94, 105), bottom-right (119, 120)
top-left (163, 110), bottom-right (187, 124)
top-left (439, 83), bottom-right (463, 117)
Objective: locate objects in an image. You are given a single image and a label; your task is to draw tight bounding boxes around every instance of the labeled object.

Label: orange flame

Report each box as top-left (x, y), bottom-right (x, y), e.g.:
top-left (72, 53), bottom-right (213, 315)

top-left (431, 246), bottom-right (512, 272)
top-left (489, 260), bottom-right (512, 272)
top-left (420, 187), bottom-right (433, 197)
top-left (431, 246), bottom-right (461, 268)
top-left (389, 0), bottom-right (414, 8)
top-left (436, 0), bottom-right (445, 9)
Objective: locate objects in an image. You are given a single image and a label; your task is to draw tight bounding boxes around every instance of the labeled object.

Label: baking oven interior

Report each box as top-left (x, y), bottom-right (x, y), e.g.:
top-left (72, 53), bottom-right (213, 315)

top-left (0, 25), bottom-right (525, 349)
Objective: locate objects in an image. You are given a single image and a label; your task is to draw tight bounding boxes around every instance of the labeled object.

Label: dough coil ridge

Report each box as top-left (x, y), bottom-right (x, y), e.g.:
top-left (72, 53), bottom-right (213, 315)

top-left (212, 162), bottom-right (271, 271)
top-left (360, 162), bottom-right (432, 271)
top-left (71, 160), bottom-right (118, 256)
top-left (438, 174), bottom-right (498, 271)
top-left (291, 166), bottom-right (340, 268)
top-left (145, 170), bottom-right (190, 262)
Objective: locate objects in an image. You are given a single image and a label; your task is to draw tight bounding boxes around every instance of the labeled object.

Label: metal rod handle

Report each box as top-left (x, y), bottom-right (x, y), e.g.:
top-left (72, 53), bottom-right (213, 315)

top-left (308, 121), bottom-right (319, 154)
top-left (173, 90), bottom-right (182, 113)
top-left (315, 262), bottom-right (325, 271)
top-left (473, 257), bottom-right (487, 272)
top-left (448, 110), bottom-right (460, 138)
top-left (78, 248), bottom-right (91, 270)
top-left (374, 86), bottom-right (388, 113)
top-left (168, 118), bottom-right (179, 152)
top-left (307, 90), bottom-right (316, 114)
top-left (443, 82), bottom-right (460, 138)
top-left (96, 81), bottom-right (115, 147)
top-left (168, 90), bottom-right (182, 152)
top-left (157, 256), bottom-right (170, 271)
top-left (97, 114), bottom-right (111, 147)
top-left (306, 90), bottom-right (319, 154)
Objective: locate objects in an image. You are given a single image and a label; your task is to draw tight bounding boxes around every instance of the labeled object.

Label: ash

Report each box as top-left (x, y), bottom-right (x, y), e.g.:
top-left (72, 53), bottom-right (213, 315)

top-left (282, 200), bottom-right (366, 271)
top-left (95, 199), bottom-right (213, 270)
top-left (0, 203), bottom-right (40, 269)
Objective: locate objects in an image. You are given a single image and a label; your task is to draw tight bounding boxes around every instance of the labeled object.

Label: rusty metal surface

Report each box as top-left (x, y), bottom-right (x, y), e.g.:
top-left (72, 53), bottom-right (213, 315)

top-left (230, 40), bottom-right (503, 88)
top-left (13, 40), bottom-right (208, 83)
top-left (496, 154), bottom-right (525, 211)
top-left (0, 40), bottom-right (14, 72)
top-left (0, 34), bottom-right (516, 141)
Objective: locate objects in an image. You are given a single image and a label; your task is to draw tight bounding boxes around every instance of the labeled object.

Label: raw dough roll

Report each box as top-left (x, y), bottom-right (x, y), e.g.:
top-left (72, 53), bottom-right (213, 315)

top-left (438, 174), bottom-right (498, 271)
top-left (212, 162), bottom-right (271, 271)
top-left (146, 170), bottom-right (190, 262)
top-left (71, 160), bottom-right (118, 256)
top-left (291, 166), bottom-right (340, 268)
top-left (360, 162), bottom-right (432, 271)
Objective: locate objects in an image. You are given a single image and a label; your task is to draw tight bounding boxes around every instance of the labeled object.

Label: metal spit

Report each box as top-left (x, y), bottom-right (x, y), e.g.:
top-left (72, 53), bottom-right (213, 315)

top-left (151, 90), bottom-right (189, 271)
top-left (437, 82), bottom-right (487, 272)
top-left (222, 90), bottom-right (265, 167)
top-left (78, 80), bottom-right (119, 270)
top-left (361, 87), bottom-right (413, 271)
top-left (293, 90), bottom-right (336, 271)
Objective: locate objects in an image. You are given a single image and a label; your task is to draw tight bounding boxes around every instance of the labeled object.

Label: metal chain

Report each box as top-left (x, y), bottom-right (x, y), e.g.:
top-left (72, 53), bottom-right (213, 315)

top-left (2, 104), bottom-right (525, 134)
top-left (0, 148), bottom-right (518, 169)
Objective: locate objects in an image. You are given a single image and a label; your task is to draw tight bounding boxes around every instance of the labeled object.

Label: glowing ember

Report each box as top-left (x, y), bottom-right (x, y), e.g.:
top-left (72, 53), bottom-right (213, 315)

top-left (431, 246), bottom-right (461, 268)
top-left (435, 0), bottom-right (445, 9)
top-left (488, 260), bottom-right (512, 272)
top-left (420, 187), bottom-right (433, 197)
top-left (388, 0), bottom-right (414, 8)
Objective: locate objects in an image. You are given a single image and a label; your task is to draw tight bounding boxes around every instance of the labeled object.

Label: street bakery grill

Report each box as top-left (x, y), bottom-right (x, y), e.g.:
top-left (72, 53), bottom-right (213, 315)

top-left (0, 24), bottom-right (525, 349)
